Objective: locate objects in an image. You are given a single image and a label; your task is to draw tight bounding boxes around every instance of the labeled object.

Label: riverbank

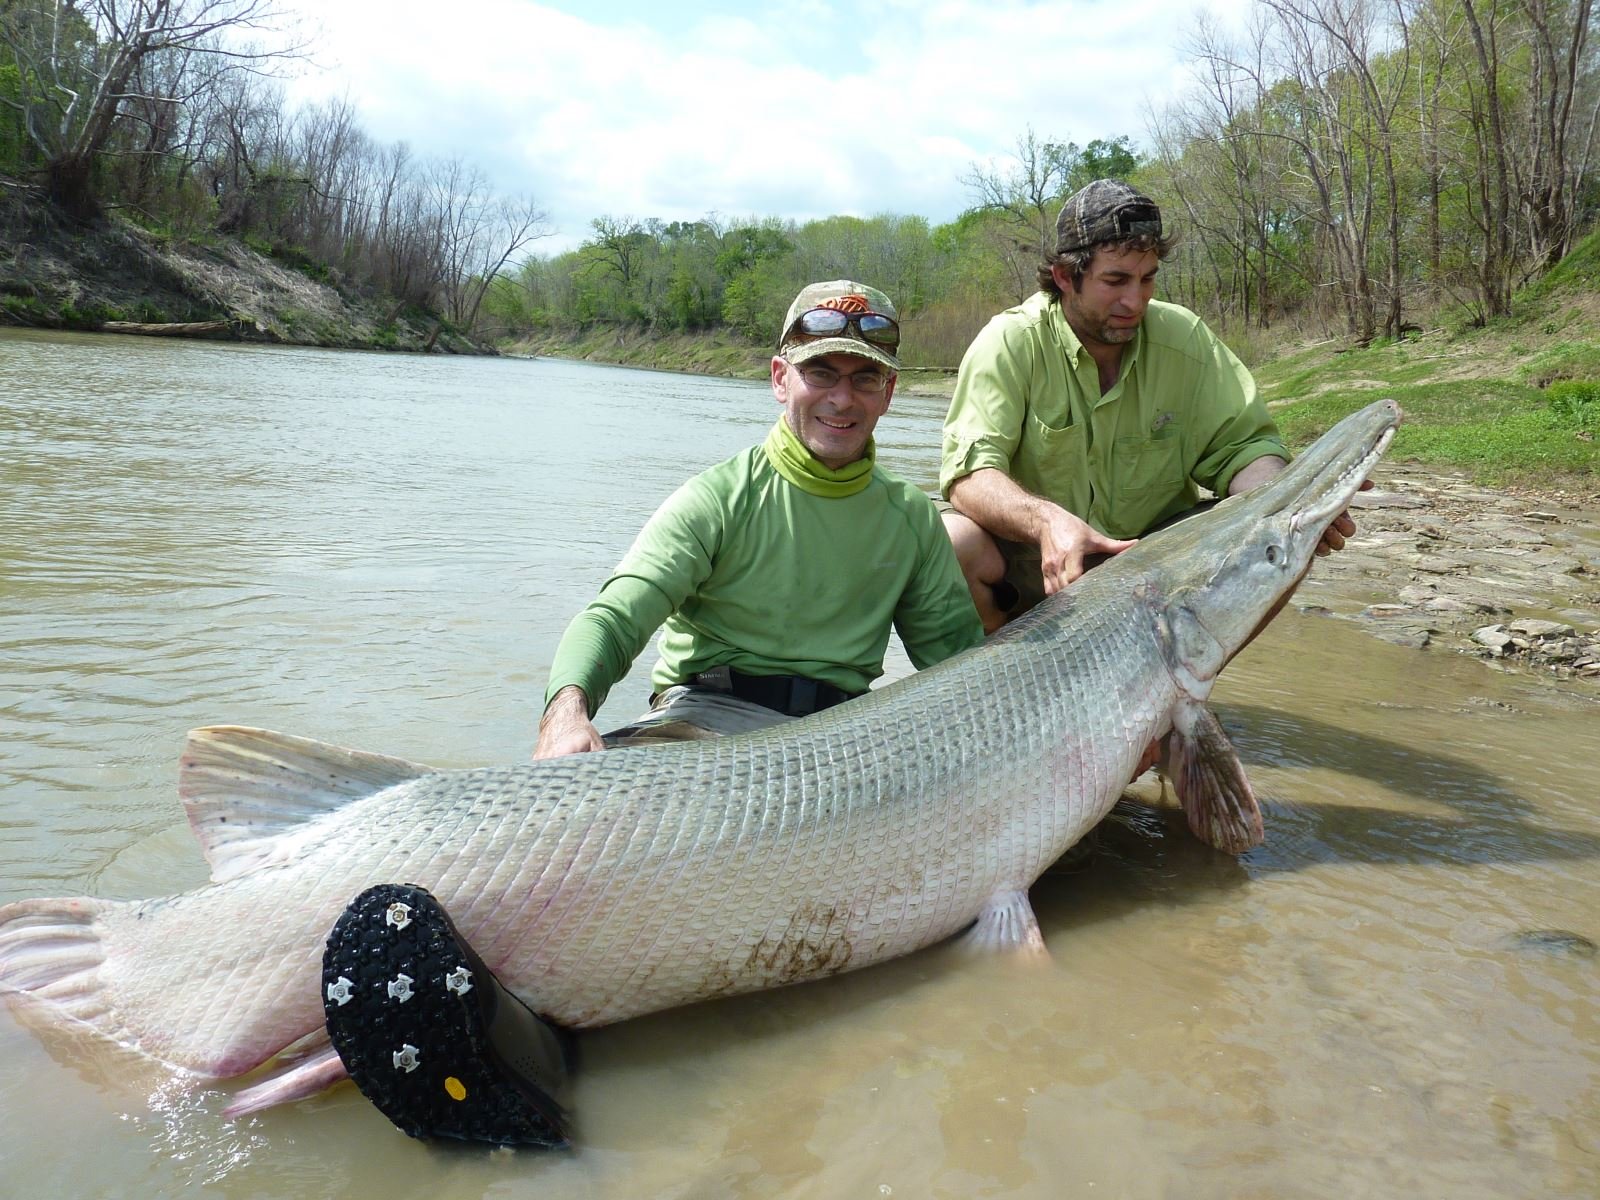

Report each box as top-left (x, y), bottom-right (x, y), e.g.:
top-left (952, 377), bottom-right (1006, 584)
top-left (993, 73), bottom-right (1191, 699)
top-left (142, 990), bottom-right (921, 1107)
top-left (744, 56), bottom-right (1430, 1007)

top-left (506, 326), bottom-right (772, 378)
top-left (0, 189), bottom-right (483, 353)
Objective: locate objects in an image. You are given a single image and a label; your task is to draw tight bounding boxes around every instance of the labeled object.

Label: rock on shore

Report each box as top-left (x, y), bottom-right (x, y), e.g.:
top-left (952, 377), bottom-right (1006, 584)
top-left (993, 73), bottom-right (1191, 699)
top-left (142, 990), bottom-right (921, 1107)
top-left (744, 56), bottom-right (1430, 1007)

top-left (1294, 463), bottom-right (1600, 694)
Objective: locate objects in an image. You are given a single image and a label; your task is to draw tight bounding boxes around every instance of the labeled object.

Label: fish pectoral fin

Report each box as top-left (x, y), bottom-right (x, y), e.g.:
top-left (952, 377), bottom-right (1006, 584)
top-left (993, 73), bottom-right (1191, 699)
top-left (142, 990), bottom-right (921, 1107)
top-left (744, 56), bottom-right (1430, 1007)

top-left (1168, 703), bottom-right (1264, 854)
top-left (958, 890), bottom-right (1049, 958)
top-left (179, 726), bottom-right (438, 883)
top-left (223, 1040), bottom-right (349, 1117)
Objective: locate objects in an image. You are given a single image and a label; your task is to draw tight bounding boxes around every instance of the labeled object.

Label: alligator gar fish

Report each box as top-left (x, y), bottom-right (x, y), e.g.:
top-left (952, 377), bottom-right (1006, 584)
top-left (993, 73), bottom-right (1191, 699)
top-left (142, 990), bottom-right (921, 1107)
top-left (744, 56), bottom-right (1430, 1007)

top-left (0, 398), bottom-right (1400, 1118)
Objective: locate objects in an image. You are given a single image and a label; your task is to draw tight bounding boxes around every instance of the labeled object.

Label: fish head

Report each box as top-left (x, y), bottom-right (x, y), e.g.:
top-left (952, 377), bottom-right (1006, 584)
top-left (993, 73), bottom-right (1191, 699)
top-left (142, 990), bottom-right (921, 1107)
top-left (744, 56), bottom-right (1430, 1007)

top-left (1145, 397), bottom-right (1401, 677)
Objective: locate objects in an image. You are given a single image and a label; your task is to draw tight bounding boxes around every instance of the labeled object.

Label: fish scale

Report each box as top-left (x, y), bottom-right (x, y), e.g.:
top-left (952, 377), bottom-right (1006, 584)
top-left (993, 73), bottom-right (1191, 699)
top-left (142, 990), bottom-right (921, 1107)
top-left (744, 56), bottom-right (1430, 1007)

top-left (0, 399), bottom-right (1400, 1114)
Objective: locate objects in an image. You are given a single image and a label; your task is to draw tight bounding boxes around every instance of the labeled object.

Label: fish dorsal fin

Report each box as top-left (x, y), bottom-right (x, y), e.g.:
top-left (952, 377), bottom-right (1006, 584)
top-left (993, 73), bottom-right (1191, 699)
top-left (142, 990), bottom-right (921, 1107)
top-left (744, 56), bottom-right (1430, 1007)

top-left (179, 725), bottom-right (437, 882)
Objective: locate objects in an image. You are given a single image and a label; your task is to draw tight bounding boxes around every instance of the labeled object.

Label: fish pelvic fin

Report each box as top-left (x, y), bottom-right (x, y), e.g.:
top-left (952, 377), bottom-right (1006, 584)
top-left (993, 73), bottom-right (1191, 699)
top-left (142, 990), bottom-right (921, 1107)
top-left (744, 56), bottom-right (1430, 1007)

top-left (180, 725), bottom-right (438, 883)
top-left (959, 890), bottom-right (1050, 958)
top-left (224, 1040), bottom-right (349, 1118)
top-left (1168, 702), bottom-right (1264, 854)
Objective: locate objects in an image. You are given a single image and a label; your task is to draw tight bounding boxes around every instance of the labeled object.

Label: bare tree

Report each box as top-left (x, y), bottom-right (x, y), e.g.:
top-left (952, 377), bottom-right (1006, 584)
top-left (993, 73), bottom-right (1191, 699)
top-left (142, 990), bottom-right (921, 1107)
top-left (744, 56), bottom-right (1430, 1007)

top-left (1458, 0), bottom-right (1520, 317)
top-left (960, 127), bottom-right (1079, 300)
top-left (1264, 0), bottom-right (1412, 338)
top-left (1517, 0), bottom-right (1592, 267)
top-left (0, 0), bottom-right (300, 218)
top-left (1165, 9), bottom-right (1299, 328)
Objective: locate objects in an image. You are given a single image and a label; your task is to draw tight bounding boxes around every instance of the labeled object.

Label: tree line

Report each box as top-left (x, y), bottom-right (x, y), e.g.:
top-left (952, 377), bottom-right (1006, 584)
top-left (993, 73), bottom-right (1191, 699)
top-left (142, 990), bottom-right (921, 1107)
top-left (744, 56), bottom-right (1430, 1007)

top-left (1149, 0), bottom-right (1598, 342)
top-left (2, 1), bottom-right (1595, 359)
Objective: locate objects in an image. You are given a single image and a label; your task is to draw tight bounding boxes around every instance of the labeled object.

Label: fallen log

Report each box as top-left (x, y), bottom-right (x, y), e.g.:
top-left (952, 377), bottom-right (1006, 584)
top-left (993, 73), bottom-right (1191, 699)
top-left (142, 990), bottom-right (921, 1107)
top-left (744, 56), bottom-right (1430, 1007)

top-left (100, 320), bottom-right (232, 338)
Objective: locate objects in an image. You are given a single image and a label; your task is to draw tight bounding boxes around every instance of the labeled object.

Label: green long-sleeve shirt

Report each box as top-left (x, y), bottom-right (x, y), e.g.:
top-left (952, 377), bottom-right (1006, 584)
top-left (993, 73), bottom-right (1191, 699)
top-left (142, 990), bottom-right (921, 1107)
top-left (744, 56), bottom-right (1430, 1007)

top-left (941, 293), bottom-right (1288, 539)
top-left (545, 419), bottom-right (984, 711)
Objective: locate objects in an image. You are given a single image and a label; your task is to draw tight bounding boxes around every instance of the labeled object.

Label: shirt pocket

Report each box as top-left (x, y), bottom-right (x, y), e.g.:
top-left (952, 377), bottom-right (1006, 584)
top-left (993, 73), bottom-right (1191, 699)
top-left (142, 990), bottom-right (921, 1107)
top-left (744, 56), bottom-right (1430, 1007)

top-left (1110, 429), bottom-right (1187, 536)
top-left (1017, 408), bottom-right (1088, 512)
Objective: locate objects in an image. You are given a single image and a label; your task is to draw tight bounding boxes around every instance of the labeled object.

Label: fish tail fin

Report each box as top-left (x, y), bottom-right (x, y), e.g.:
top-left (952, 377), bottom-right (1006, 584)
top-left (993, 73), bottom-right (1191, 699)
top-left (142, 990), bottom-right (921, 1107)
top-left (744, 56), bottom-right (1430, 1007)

top-left (0, 897), bottom-right (138, 1045)
top-left (2, 892), bottom-right (324, 1077)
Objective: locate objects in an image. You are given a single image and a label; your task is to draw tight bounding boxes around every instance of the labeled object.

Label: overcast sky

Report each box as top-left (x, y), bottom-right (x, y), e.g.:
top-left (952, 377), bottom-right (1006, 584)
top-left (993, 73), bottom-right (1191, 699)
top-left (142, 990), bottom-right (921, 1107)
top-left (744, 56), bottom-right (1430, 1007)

top-left (280, 0), bottom-right (1255, 253)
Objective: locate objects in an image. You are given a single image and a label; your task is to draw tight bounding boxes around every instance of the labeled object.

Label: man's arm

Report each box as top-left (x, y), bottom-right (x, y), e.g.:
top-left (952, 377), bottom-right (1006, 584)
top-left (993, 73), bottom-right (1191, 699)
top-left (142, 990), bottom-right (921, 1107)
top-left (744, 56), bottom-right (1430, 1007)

top-left (949, 467), bottom-right (1136, 593)
top-left (532, 478), bottom-right (721, 759)
top-left (533, 685), bottom-right (605, 759)
top-left (891, 500), bottom-right (987, 668)
top-left (1226, 454), bottom-right (1367, 556)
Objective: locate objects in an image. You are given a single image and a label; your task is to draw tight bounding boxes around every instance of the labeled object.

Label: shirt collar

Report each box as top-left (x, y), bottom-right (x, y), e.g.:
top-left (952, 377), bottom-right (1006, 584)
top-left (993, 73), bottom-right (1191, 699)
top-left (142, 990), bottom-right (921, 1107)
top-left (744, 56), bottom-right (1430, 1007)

top-left (1047, 293), bottom-right (1145, 377)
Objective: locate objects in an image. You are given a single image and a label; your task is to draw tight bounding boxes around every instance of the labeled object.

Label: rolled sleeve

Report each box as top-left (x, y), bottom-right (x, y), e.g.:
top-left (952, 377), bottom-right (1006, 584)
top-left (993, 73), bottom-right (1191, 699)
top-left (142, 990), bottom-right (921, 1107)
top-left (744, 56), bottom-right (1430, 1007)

top-left (939, 321), bottom-right (1032, 497)
top-left (1186, 329), bottom-right (1289, 495)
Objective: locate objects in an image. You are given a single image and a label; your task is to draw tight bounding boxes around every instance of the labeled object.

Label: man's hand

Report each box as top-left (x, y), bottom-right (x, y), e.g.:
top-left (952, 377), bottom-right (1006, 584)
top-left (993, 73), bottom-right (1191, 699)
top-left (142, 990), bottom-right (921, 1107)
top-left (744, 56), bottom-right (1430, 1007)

top-left (1038, 506), bottom-right (1137, 594)
top-left (534, 685), bottom-right (604, 759)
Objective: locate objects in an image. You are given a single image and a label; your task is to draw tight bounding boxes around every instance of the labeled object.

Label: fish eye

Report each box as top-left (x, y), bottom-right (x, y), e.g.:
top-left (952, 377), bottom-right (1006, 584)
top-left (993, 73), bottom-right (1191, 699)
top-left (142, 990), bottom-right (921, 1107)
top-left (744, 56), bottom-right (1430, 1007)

top-left (1265, 545), bottom-right (1281, 564)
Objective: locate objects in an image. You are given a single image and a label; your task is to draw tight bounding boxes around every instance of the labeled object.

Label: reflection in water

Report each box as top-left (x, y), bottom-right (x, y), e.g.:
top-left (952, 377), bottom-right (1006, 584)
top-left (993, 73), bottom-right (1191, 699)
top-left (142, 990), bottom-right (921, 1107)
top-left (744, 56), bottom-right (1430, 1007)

top-left (1, 329), bottom-right (1596, 1198)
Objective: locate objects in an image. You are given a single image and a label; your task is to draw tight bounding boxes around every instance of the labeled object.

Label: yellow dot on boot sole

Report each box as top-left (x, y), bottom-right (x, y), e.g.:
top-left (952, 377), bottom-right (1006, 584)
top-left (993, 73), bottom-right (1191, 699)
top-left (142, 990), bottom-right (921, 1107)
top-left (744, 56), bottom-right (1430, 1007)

top-left (444, 1076), bottom-right (467, 1101)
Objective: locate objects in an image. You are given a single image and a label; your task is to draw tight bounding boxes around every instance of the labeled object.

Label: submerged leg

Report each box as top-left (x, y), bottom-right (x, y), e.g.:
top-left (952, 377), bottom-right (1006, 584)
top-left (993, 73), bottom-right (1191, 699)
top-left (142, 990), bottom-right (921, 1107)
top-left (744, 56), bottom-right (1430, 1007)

top-left (321, 884), bottom-right (572, 1147)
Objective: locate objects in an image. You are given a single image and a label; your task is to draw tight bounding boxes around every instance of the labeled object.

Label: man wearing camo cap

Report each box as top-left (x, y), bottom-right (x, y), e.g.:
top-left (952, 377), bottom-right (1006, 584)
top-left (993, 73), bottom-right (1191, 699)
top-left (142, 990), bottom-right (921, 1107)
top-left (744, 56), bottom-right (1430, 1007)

top-left (939, 178), bottom-right (1360, 632)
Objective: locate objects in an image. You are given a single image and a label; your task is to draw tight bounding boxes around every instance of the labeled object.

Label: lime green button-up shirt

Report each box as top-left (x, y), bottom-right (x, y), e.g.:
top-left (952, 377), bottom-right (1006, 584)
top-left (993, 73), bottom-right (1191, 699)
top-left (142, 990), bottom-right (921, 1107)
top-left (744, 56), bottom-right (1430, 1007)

top-left (940, 293), bottom-right (1288, 540)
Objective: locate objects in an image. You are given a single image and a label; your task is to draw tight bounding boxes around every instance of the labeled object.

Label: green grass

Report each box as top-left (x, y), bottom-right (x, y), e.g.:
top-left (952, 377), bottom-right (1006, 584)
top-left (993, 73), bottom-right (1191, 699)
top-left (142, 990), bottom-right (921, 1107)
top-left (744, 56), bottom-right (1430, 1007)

top-left (1267, 379), bottom-right (1598, 487)
top-left (1255, 229), bottom-right (1600, 492)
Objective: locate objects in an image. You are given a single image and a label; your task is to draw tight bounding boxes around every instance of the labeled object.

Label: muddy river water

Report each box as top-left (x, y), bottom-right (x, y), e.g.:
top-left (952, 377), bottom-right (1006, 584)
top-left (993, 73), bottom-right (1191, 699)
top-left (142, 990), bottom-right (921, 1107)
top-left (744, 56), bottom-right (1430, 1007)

top-left (1, 329), bottom-right (1595, 1198)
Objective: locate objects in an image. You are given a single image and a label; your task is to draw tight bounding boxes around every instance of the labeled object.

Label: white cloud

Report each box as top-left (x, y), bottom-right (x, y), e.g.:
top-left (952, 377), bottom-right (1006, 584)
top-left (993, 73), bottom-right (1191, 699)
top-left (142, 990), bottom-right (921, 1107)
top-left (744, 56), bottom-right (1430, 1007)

top-left (280, 0), bottom-right (1258, 252)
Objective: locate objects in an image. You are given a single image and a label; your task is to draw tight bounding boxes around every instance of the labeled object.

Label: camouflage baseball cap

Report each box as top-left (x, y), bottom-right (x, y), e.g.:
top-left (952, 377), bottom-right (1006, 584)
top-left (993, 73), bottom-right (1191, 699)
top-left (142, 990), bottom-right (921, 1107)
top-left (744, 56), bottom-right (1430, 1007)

top-left (1055, 179), bottom-right (1163, 255)
top-left (777, 280), bottom-right (901, 372)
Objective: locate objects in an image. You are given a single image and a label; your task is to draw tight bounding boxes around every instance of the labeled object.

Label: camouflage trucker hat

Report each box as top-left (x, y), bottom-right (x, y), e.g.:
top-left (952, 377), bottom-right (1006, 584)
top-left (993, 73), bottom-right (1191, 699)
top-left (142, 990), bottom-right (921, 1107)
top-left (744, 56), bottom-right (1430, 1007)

top-left (1055, 179), bottom-right (1163, 255)
top-left (777, 280), bottom-right (901, 372)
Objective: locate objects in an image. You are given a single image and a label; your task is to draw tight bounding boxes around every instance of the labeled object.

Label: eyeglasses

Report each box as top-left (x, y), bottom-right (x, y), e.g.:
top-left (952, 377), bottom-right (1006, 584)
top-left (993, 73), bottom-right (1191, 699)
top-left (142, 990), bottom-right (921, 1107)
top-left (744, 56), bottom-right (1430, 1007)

top-left (793, 363), bottom-right (891, 393)
top-left (783, 307), bottom-right (900, 350)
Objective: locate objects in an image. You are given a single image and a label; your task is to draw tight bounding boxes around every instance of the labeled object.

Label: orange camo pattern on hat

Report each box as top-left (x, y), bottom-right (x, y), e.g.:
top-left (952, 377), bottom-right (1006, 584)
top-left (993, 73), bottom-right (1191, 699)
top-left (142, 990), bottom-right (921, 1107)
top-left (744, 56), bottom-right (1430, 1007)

top-left (815, 293), bottom-right (873, 314)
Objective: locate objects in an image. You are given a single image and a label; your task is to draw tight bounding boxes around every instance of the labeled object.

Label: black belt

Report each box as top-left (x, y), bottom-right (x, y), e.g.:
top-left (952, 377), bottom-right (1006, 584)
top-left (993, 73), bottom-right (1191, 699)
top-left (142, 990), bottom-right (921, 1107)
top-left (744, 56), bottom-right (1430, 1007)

top-left (690, 665), bottom-right (860, 717)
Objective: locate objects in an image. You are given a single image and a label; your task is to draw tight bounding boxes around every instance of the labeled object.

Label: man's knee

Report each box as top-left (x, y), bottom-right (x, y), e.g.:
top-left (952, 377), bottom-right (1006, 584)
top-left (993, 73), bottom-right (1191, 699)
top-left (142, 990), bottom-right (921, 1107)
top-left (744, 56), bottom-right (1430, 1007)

top-left (941, 511), bottom-right (1014, 633)
top-left (941, 510), bottom-right (1005, 585)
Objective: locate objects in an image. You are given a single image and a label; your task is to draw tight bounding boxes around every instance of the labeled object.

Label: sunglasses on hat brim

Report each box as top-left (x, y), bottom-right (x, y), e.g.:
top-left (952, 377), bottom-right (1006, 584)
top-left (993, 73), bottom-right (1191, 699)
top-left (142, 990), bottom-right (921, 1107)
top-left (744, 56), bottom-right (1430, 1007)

top-left (782, 307), bottom-right (900, 350)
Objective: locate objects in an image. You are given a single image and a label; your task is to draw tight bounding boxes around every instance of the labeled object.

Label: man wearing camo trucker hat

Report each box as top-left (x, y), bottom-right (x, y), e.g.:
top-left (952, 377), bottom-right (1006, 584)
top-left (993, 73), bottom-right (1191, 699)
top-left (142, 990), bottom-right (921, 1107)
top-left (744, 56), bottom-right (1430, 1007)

top-left (534, 278), bottom-right (983, 757)
top-left (320, 282), bottom-right (984, 1148)
top-left (938, 179), bottom-right (1361, 632)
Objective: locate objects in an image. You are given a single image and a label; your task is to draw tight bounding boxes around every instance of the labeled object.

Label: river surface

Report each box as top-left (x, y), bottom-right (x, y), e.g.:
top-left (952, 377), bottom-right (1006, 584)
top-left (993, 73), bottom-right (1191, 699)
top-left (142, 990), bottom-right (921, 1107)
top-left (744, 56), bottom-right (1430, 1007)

top-left (1, 328), bottom-right (1596, 1199)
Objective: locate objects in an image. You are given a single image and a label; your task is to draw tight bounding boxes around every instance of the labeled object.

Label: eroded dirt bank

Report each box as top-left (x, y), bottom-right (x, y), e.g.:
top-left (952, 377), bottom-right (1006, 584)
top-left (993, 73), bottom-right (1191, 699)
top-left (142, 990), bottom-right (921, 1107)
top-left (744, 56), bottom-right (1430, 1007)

top-left (0, 189), bottom-right (481, 353)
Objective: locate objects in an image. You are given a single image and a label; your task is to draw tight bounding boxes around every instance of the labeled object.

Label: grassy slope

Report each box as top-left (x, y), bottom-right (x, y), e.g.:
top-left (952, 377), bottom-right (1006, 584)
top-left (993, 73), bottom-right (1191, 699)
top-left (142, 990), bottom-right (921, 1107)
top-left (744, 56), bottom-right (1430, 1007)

top-left (1254, 231), bottom-right (1600, 494)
